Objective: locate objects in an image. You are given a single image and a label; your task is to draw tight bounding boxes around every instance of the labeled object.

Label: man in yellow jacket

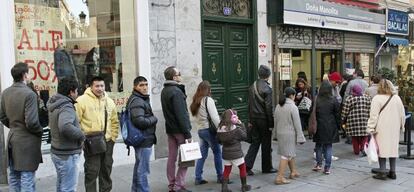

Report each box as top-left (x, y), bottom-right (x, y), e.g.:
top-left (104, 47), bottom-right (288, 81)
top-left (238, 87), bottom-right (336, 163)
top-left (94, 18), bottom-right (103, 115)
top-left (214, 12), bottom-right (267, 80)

top-left (75, 76), bottom-right (119, 192)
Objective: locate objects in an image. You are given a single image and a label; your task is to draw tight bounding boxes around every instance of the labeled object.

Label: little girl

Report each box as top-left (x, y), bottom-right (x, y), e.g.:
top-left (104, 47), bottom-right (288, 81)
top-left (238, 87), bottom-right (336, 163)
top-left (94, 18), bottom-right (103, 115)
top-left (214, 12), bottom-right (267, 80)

top-left (216, 109), bottom-right (251, 192)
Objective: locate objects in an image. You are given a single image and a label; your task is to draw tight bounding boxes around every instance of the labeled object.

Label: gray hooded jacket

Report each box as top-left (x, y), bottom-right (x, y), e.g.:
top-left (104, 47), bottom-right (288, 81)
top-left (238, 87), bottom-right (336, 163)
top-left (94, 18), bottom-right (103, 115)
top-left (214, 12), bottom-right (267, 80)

top-left (48, 93), bottom-right (85, 155)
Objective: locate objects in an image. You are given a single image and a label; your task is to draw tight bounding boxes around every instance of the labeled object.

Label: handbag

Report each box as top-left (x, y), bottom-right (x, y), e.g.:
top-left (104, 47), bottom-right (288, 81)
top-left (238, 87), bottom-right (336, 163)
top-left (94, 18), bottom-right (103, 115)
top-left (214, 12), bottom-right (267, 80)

top-left (85, 106), bottom-right (108, 155)
top-left (179, 140), bottom-right (202, 162)
top-left (178, 152), bottom-right (195, 167)
top-left (308, 96), bottom-right (318, 135)
top-left (205, 97), bottom-right (217, 134)
top-left (298, 96), bottom-right (312, 115)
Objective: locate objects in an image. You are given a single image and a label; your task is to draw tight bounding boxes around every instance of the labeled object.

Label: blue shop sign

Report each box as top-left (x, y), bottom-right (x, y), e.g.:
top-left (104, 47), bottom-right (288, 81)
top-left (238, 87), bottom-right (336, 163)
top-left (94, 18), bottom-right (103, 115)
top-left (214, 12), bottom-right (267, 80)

top-left (387, 9), bottom-right (409, 36)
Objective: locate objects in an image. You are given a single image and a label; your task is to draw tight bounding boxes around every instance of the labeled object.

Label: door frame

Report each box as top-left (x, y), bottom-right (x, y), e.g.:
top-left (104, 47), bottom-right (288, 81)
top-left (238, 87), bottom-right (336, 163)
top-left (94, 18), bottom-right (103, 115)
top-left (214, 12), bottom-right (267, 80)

top-left (200, 0), bottom-right (258, 85)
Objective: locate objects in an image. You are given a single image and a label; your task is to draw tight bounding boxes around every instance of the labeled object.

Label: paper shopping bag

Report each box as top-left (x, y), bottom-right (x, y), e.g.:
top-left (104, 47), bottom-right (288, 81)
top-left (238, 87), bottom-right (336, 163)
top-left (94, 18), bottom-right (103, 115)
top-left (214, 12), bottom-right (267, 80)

top-left (179, 141), bottom-right (202, 162)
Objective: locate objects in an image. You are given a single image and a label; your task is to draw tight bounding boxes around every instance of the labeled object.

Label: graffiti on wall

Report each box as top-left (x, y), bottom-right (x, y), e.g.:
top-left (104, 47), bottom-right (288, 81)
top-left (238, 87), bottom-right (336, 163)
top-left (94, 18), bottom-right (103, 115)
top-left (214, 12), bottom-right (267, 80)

top-left (277, 26), bottom-right (343, 48)
top-left (277, 26), bottom-right (312, 45)
top-left (150, 33), bottom-right (176, 95)
top-left (315, 29), bottom-right (342, 46)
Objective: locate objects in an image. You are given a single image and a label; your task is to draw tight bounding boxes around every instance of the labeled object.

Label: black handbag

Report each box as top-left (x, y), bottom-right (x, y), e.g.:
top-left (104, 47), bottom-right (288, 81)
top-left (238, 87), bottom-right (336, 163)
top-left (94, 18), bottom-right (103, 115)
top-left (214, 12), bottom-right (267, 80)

top-left (85, 107), bottom-right (108, 155)
top-left (205, 97), bottom-right (217, 134)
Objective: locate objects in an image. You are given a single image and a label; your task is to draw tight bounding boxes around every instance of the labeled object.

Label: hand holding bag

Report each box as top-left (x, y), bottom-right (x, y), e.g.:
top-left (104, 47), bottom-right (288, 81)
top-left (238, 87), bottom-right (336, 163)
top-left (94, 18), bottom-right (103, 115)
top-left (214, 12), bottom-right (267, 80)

top-left (85, 106), bottom-right (108, 155)
top-left (179, 140), bottom-right (202, 162)
top-left (364, 135), bottom-right (378, 165)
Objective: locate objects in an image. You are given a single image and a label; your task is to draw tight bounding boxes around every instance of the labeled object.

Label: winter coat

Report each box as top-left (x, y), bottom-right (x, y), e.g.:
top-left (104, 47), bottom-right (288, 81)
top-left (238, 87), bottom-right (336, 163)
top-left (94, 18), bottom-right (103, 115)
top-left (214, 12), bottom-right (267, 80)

top-left (274, 99), bottom-right (306, 157)
top-left (217, 124), bottom-right (247, 160)
top-left (341, 95), bottom-right (371, 137)
top-left (195, 96), bottom-right (220, 130)
top-left (54, 48), bottom-right (78, 80)
top-left (48, 94), bottom-right (85, 155)
top-left (0, 82), bottom-right (43, 171)
top-left (313, 96), bottom-right (341, 144)
top-left (161, 80), bottom-right (192, 139)
top-left (127, 91), bottom-right (157, 148)
top-left (367, 94), bottom-right (405, 158)
top-left (75, 88), bottom-right (119, 142)
top-left (248, 79), bottom-right (273, 128)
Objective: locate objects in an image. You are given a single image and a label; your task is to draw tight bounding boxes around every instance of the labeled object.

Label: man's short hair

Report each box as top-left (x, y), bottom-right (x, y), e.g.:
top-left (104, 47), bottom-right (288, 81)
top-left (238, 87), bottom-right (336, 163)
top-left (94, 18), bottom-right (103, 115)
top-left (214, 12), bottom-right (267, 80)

top-left (371, 75), bottom-right (381, 84)
top-left (134, 76), bottom-right (148, 86)
top-left (58, 77), bottom-right (79, 96)
top-left (11, 62), bottom-right (29, 82)
top-left (258, 65), bottom-right (271, 79)
top-left (164, 66), bottom-right (177, 80)
top-left (89, 76), bottom-right (105, 86)
top-left (355, 69), bottom-right (364, 78)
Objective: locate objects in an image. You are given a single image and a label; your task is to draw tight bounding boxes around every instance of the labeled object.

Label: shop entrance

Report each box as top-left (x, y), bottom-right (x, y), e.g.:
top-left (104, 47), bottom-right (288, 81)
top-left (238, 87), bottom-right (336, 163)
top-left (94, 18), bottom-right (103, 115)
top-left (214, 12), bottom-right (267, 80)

top-left (320, 51), bottom-right (341, 80)
top-left (202, 21), bottom-right (254, 121)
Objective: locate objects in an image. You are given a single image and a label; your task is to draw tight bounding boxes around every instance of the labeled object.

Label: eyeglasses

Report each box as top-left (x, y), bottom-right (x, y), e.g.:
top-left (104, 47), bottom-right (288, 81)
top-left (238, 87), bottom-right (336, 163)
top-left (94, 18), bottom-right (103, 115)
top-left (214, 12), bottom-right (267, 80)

top-left (174, 72), bottom-right (181, 77)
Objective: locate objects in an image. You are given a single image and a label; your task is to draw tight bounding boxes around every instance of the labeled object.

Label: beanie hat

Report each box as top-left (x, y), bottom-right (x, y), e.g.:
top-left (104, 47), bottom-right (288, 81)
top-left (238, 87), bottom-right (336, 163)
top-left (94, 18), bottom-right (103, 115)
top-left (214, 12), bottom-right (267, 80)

top-left (284, 87), bottom-right (296, 97)
top-left (328, 72), bottom-right (342, 83)
top-left (351, 84), bottom-right (363, 96)
top-left (258, 65), bottom-right (271, 79)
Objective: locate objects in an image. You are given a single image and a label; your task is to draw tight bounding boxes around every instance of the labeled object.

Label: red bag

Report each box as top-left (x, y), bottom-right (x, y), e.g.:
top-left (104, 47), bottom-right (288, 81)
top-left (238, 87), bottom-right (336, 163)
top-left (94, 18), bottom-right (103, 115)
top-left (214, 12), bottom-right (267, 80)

top-left (308, 96), bottom-right (317, 135)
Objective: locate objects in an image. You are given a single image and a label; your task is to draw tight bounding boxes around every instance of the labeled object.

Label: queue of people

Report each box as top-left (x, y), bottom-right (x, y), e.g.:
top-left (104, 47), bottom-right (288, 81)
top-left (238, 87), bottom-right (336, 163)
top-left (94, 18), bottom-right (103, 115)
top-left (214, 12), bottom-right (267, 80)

top-left (0, 62), bottom-right (407, 192)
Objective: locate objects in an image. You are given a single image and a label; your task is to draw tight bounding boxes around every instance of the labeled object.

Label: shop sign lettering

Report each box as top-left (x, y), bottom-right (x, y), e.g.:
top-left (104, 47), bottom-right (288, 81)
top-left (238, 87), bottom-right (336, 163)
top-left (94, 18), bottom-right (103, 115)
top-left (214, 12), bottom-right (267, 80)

top-left (386, 9), bottom-right (409, 36)
top-left (14, 3), bottom-right (65, 92)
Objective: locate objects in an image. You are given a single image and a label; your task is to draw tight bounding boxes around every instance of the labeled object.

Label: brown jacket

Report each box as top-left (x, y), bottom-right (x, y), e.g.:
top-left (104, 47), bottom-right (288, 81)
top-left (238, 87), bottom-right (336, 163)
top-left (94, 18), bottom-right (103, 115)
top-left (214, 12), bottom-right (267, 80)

top-left (0, 82), bottom-right (43, 171)
top-left (216, 124), bottom-right (247, 160)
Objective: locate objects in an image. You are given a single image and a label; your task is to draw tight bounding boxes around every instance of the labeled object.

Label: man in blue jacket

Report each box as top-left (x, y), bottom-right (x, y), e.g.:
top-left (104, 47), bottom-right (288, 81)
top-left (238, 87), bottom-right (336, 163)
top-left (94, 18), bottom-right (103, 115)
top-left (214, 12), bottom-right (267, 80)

top-left (127, 76), bottom-right (157, 192)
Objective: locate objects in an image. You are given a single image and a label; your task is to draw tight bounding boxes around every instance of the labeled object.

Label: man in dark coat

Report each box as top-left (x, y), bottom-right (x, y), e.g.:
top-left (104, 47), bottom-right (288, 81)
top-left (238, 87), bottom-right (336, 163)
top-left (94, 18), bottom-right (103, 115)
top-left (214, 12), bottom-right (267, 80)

top-left (0, 62), bottom-right (43, 191)
top-left (127, 76), bottom-right (157, 192)
top-left (161, 66), bottom-right (192, 192)
top-left (245, 65), bottom-right (277, 175)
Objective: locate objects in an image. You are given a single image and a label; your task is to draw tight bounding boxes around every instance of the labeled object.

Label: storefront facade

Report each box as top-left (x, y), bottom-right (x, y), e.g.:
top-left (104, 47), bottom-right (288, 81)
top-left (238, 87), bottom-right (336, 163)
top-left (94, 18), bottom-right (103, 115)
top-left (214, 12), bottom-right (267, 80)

top-left (0, 0), bottom-right (151, 157)
top-left (1, 0), bottom-right (271, 160)
top-left (268, 0), bottom-right (385, 94)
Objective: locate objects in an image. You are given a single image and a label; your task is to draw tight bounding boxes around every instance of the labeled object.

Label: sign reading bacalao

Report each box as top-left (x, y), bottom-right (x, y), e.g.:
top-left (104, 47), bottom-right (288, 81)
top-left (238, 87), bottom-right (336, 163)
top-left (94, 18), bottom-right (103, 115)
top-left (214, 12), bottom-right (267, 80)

top-left (386, 9), bottom-right (409, 36)
top-left (284, 0), bottom-right (386, 35)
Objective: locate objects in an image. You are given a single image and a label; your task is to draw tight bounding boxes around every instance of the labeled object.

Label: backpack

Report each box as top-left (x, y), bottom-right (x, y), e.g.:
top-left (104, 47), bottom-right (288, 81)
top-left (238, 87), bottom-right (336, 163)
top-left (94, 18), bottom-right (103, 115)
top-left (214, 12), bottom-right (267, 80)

top-left (120, 97), bottom-right (146, 155)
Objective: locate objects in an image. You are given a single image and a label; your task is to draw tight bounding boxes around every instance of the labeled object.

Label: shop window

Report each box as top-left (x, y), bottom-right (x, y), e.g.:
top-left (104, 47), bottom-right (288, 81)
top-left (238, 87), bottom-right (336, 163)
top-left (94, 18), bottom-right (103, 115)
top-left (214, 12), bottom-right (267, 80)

top-left (345, 53), bottom-right (373, 78)
top-left (14, 0), bottom-right (137, 94)
top-left (14, 0), bottom-right (137, 145)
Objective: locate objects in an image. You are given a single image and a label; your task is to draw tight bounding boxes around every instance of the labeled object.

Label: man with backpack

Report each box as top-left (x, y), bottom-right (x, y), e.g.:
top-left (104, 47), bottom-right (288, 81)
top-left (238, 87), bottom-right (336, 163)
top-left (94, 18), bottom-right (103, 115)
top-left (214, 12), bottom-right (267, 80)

top-left (127, 76), bottom-right (157, 192)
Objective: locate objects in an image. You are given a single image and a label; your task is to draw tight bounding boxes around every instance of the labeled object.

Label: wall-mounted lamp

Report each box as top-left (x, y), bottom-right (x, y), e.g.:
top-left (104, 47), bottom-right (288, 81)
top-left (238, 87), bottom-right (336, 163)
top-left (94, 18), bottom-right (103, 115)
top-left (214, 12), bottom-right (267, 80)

top-left (79, 11), bottom-right (86, 24)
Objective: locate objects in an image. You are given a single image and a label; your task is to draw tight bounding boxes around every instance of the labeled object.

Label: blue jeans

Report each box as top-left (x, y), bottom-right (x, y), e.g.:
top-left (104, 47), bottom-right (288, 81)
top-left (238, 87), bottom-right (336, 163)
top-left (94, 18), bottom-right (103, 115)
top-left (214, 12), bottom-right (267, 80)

top-left (315, 143), bottom-right (333, 169)
top-left (131, 147), bottom-right (152, 192)
top-left (51, 153), bottom-right (80, 192)
top-left (9, 162), bottom-right (36, 192)
top-left (195, 129), bottom-right (223, 182)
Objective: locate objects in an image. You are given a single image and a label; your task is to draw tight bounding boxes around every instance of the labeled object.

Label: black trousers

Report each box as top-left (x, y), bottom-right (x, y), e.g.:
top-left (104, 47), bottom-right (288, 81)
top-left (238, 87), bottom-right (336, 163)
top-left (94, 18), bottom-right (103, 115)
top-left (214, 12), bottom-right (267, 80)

top-left (244, 118), bottom-right (273, 171)
top-left (84, 141), bottom-right (115, 192)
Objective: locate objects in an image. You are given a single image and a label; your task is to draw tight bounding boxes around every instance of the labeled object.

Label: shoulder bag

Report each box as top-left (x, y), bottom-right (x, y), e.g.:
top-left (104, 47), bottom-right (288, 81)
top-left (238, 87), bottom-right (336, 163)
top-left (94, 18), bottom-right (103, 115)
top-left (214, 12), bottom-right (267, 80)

top-left (84, 105), bottom-right (108, 155)
top-left (205, 97), bottom-right (217, 134)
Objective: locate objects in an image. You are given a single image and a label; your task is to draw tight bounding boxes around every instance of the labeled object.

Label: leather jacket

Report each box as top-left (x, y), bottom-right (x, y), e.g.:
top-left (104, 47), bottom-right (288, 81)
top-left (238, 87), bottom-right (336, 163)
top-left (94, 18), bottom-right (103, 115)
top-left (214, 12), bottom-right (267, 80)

top-left (248, 79), bottom-right (274, 128)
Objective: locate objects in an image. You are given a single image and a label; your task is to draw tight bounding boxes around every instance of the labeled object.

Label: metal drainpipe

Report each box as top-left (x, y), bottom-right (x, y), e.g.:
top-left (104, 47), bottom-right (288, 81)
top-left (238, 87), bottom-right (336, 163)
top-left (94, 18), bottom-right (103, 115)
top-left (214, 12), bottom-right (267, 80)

top-left (311, 29), bottom-right (317, 97)
top-left (272, 25), bottom-right (280, 106)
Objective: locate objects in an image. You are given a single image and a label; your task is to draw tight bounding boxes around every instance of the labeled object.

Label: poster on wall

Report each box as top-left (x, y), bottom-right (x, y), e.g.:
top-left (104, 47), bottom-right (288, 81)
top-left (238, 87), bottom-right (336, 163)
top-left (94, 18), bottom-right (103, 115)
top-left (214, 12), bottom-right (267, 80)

top-left (360, 54), bottom-right (370, 77)
top-left (280, 53), bottom-right (291, 80)
top-left (14, 3), bottom-right (66, 93)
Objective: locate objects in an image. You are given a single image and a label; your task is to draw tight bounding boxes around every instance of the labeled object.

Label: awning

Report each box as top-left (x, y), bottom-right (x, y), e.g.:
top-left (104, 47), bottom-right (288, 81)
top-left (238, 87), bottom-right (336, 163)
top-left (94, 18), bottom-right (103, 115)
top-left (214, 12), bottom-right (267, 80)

top-left (387, 37), bottom-right (409, 46)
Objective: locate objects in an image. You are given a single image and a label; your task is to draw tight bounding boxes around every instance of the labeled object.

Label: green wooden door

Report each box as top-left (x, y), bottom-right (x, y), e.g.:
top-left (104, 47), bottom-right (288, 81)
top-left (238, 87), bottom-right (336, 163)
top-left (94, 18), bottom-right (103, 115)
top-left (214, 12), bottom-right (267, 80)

top-left (202, 21), bottom-right (253, 122)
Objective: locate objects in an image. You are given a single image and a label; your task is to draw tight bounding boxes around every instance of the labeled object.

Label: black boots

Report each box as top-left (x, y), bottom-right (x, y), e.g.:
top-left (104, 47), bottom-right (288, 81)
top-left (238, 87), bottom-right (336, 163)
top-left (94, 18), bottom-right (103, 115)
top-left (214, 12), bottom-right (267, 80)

top-left (240, 177), bottom-right (251, 192)
top-left (221, 179), bottom-right (232, 192)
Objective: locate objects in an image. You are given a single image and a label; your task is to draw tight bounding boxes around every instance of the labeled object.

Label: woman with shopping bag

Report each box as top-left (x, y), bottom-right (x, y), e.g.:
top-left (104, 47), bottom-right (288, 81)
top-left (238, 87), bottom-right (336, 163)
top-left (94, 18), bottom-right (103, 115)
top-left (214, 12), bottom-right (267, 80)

top-left (367, 79), bottom-right (405, 180)
top-left (190, 81), bottom-right (223, 185)
top-left (216, 109), bottom-right (251, 192)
